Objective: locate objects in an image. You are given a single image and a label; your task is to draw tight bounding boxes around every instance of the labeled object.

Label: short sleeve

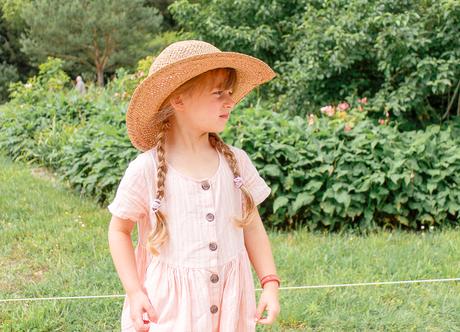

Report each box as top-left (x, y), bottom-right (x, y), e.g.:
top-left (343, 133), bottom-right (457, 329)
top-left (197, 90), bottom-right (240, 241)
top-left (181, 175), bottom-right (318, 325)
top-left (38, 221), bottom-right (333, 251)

top-left (107, 156), bottom-right (149, 222)
top-left (237, 148), bottom-right (272, 206)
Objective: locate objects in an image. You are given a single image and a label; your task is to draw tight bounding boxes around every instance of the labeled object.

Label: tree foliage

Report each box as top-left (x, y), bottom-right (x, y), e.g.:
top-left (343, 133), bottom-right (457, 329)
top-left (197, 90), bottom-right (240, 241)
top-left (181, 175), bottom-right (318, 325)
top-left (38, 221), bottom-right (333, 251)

top-left (0, 0), bottom-right (32, 101)
top-left (19, 0), bottom-right (163, 86)
top-left (170, 0), bottom-right (460, 126)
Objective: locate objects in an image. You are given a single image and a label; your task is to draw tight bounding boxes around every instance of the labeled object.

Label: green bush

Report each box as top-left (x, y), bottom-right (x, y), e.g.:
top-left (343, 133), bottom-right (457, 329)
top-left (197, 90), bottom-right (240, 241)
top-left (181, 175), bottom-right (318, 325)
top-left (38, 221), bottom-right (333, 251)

top-left (0, 61), bottom-right (19, 103)
top-left (170, 0), bottom-right (460, 126)
top-left (1, 57), bottom-right (459, 231)
top-left (222, 101), bottom-right (460, 231)
top-left (0, 57), bottom-right (139, 203)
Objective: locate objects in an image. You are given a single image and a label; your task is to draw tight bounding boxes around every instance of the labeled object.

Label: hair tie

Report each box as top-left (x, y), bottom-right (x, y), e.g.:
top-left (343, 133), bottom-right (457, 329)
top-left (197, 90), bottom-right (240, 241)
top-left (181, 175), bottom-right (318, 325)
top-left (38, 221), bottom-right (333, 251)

top-left (151, 198), bottom-right (161, 213)
top-left (233, 176), bottom-right (243, 188)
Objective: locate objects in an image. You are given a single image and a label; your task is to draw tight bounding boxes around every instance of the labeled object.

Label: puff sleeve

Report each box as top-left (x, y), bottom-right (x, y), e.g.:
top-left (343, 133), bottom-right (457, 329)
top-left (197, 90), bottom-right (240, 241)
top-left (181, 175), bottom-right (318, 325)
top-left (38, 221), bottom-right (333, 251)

top-left (107, 156), bottom-right (149, 222)
top-left (238, 148), bottom-right (272, 206)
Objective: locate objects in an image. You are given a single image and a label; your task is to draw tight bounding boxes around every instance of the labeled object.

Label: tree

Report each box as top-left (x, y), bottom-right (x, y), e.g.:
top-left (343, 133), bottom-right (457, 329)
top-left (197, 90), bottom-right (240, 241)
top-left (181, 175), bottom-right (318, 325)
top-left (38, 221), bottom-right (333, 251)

top-left (19, 0), bottom-right (163, 86)
top-left (170, 0), bottom-right (460, 126)
top-left (0, 0), bottom-right (34, 101)
top-left (144, 0), bottom-right (176, 30)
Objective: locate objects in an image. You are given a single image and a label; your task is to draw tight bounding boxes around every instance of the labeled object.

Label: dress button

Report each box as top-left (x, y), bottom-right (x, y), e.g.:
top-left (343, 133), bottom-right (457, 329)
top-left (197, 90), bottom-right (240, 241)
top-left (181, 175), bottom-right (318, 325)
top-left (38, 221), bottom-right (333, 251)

top-left (209, 242), bottom-right (218, 251)
top-left (210, 273), bottom-right (219, 283)
top-left (210, 304), bottom-right (218, 314)
top-left (206, 213), bottom-right (215, 222)
top-left (201, 181), bottom-right (210, 190)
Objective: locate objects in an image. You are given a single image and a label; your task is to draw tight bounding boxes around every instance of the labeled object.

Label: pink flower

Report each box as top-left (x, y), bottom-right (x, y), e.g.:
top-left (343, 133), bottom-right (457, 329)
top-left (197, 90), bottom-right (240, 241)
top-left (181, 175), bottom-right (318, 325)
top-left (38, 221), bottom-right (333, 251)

top-left (358, 97), bottom-right (368, 104)
top-left (358, 105), bottom-right (364, 112)
top-left (338, 102), bottom-right (349, 111)
top-left (378, 119), bottom-right (385, 125)
top-left (344, 123), bottom-right (352, 132)
top-left (307, 114), bottom-right (315, 125)
top-left (320, 105), bottom-right (335, 117)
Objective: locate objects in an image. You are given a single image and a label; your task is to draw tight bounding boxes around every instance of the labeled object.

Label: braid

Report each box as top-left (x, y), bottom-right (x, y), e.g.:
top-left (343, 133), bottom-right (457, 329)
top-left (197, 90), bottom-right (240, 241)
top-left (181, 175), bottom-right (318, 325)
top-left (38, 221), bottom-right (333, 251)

top-left (146, 120), bottom-right (170, 256)
top-left (209, 133), bottom-right (257, 228)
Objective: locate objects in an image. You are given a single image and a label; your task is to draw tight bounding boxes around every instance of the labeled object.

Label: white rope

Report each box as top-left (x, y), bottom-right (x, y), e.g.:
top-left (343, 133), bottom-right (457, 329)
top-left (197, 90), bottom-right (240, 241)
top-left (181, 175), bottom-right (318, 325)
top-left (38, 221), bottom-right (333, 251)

top-left (1, 277), bottom-right (459, 303)
top-left (0, 294), bottom-right (125, 303)
top-left (274, 277), bottom-right (460, 290)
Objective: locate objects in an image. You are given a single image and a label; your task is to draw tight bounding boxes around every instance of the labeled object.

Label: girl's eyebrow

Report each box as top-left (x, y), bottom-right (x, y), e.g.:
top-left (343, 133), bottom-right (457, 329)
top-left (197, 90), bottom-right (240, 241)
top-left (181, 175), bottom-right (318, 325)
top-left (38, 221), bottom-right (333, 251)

top-left (212, 84), bottom-right (232, 91)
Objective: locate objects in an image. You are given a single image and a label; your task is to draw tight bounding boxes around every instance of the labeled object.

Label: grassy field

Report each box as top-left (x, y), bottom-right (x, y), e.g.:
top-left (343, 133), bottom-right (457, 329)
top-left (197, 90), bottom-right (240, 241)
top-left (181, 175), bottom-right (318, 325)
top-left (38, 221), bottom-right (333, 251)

top-left (1, 151), bottom-right (460, 331)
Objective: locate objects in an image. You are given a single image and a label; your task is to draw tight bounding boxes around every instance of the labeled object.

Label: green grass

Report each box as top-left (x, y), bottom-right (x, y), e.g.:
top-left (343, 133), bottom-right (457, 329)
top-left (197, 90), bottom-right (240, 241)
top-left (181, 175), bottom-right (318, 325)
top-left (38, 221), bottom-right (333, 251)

top-left (1, 151), bottom-right (460, 331)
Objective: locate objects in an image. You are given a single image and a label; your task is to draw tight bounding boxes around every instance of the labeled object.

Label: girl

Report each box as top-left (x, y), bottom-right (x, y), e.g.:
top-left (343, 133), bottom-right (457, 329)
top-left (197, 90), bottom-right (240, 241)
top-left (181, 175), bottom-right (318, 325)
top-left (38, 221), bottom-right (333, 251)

top-left (107, 40), bottom-right (281, 332)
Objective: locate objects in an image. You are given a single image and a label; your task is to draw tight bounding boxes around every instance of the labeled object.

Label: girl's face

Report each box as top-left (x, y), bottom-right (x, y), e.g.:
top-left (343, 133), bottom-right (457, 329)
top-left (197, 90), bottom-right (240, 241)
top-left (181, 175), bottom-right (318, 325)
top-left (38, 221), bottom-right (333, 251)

top-left (172, 70), bottom-right (235, 134)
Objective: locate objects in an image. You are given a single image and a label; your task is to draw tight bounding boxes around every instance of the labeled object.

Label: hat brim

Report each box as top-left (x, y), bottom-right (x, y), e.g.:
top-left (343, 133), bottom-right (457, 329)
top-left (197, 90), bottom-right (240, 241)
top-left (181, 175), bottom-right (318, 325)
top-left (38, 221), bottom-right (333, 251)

top-left (126, 52), bottom-right (277, 152)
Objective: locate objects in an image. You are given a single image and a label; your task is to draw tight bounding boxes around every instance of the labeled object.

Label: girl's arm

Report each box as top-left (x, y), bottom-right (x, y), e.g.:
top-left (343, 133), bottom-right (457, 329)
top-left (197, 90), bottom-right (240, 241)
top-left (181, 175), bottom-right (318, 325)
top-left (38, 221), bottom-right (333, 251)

top-left (108, 216), bottom-right (158, 328)
top-left (243, 209), bottom-right (278, 288)
top-left (243, 208), bottom-right (280, 324)
top-left (108, 215), bottom-right (143, 296)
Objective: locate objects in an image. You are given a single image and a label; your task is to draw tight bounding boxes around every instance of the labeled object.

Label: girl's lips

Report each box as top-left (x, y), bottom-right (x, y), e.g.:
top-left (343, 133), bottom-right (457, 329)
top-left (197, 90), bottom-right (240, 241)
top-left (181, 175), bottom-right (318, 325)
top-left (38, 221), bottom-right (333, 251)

top-left (219, 114), bottom-right (229, 119)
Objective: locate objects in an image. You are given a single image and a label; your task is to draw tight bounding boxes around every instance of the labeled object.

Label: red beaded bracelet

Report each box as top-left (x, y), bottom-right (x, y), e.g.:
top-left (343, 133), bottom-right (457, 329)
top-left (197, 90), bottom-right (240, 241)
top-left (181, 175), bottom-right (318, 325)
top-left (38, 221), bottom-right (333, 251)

top-left (260, 274), bottom-right (281, 288)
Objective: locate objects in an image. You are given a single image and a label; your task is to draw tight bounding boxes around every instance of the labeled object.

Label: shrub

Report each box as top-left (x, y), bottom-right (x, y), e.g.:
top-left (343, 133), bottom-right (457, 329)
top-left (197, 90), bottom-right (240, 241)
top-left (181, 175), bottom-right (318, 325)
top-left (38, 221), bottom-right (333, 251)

top-left (222, 100), bottom-right (460, 231)
top-left (0, 57), bottom-right (139, 203)
top-left (2, 56), bottom-right (459, 231)
top-left (0, 61), bottom-right (19, 103)
top-left (170, 0), bottom-right (460, 126)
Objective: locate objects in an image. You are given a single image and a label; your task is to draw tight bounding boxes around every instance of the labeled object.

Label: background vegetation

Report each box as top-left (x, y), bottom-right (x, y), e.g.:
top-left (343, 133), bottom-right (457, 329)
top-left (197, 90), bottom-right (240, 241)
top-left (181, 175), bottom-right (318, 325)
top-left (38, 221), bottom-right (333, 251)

top-left (1, 154), bottom-right (459, 330)
top-left (1, 55), bottom-right (460, 231)
top-left (2, 0), bottom-right (460, 330)
top-left (170, 0), bottom-right (460, 128)
top-left (1, 0), bottom-right (460, 231)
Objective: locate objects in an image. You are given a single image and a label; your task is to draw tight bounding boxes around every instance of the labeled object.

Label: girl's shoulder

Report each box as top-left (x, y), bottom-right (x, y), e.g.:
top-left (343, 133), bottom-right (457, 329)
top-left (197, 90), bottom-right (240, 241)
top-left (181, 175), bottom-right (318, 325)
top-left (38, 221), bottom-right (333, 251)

top-left (227, 144), bottom-right (245, 159)
top-left (227, 144), bottom-right (253, 165)
top-left (124, 148), bottom-right (157, 179)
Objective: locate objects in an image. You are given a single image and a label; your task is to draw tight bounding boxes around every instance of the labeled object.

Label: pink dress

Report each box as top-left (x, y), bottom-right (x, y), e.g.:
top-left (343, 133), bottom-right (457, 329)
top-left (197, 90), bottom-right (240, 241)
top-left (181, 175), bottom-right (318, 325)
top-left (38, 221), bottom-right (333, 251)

top-left (107, 144), bottom-right (271, 331)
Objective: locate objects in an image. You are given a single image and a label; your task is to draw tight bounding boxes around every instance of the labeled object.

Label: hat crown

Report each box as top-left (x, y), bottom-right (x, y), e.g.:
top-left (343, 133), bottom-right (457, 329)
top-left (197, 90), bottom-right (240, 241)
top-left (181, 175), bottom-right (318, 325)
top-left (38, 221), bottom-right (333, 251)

top-left (149, 40), bottom-right (222, 76)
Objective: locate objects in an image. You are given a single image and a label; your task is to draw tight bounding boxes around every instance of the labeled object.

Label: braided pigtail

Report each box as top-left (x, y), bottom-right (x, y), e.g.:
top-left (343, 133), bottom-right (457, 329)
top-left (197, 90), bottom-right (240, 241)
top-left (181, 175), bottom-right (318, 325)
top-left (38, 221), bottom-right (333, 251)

top-left (146, 120), bottom-right (171, 256)
top-left (209, 133), bottom-right (257, 228)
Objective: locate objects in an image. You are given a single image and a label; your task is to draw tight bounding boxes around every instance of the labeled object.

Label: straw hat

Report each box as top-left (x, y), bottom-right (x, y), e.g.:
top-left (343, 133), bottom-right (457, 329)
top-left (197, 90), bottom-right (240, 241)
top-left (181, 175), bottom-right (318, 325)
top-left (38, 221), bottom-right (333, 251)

top-left (126, 39), bottom-right (277, 152)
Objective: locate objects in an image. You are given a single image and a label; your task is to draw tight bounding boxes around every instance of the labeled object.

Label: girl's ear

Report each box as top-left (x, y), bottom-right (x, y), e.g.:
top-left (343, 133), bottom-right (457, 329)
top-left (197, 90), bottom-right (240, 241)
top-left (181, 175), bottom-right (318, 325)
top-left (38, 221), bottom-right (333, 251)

top-left (170, 94), bottom-right (185, 111)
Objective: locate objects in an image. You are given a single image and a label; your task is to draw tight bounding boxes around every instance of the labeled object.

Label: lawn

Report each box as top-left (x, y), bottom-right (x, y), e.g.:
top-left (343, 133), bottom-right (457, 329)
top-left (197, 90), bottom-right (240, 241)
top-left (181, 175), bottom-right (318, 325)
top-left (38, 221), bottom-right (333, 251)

top-left (1, 151), bottom-right (459, 331)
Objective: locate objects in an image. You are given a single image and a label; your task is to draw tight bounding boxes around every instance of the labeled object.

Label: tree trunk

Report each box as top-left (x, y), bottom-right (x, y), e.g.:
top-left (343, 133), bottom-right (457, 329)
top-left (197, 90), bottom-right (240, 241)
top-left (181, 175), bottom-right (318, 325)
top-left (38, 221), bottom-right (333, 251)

top-left (96, 66), bottom-right (105, 87)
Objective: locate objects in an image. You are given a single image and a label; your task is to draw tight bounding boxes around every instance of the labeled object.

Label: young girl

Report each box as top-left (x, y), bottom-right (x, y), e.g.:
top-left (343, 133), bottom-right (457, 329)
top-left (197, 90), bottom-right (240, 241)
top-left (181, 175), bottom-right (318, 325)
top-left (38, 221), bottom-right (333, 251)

top-left (107, 40), bottom-right (281, 332)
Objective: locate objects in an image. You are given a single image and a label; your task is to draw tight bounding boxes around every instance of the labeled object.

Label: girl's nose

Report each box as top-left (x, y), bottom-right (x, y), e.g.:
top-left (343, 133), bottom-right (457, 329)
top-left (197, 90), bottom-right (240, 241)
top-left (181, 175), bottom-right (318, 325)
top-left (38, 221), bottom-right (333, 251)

top-left (224, 94), bottom-right (235, 109)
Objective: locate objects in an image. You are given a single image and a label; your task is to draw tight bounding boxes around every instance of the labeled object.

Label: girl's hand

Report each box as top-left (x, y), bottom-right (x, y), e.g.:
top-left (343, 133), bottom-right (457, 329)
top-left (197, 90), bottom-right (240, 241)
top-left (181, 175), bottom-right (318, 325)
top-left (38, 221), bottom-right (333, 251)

top-left (128, 289), bottom-right (158, 331)
top-left (255, 282), bottom-right (281, 325)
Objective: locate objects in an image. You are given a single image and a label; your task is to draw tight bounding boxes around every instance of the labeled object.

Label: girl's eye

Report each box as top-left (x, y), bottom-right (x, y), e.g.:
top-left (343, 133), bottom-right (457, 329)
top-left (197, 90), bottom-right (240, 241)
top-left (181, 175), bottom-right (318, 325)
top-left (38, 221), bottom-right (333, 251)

top-left (214, 90), bottom-right (233, 95)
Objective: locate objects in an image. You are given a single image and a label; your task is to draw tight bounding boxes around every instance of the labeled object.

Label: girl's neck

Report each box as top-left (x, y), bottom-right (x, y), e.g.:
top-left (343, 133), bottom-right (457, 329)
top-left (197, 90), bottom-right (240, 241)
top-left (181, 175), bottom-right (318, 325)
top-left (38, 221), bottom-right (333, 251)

top-left (165, 126), bottom-right (214, 156)
top-left (163, 134), bottom-right (220, 181)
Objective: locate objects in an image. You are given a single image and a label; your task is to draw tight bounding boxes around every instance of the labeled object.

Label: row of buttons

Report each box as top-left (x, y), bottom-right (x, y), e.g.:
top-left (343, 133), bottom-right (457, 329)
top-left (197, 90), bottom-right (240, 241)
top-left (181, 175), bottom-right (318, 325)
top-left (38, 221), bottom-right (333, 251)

top-left (210, 271), bottom-right (219, 314)
top-left (201, 180), bottom-right (219, 314)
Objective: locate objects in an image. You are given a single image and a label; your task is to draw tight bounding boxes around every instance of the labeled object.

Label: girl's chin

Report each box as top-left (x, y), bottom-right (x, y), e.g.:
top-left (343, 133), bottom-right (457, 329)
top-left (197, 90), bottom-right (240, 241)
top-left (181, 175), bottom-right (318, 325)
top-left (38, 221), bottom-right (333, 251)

top-left (213, 124), bottom-right (226, 133)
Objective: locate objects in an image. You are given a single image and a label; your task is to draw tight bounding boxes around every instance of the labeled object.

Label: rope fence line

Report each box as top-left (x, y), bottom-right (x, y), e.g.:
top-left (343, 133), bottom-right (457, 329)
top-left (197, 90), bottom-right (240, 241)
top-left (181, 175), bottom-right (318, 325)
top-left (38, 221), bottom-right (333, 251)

top-left (1, 277), bottom-right (459, 303)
